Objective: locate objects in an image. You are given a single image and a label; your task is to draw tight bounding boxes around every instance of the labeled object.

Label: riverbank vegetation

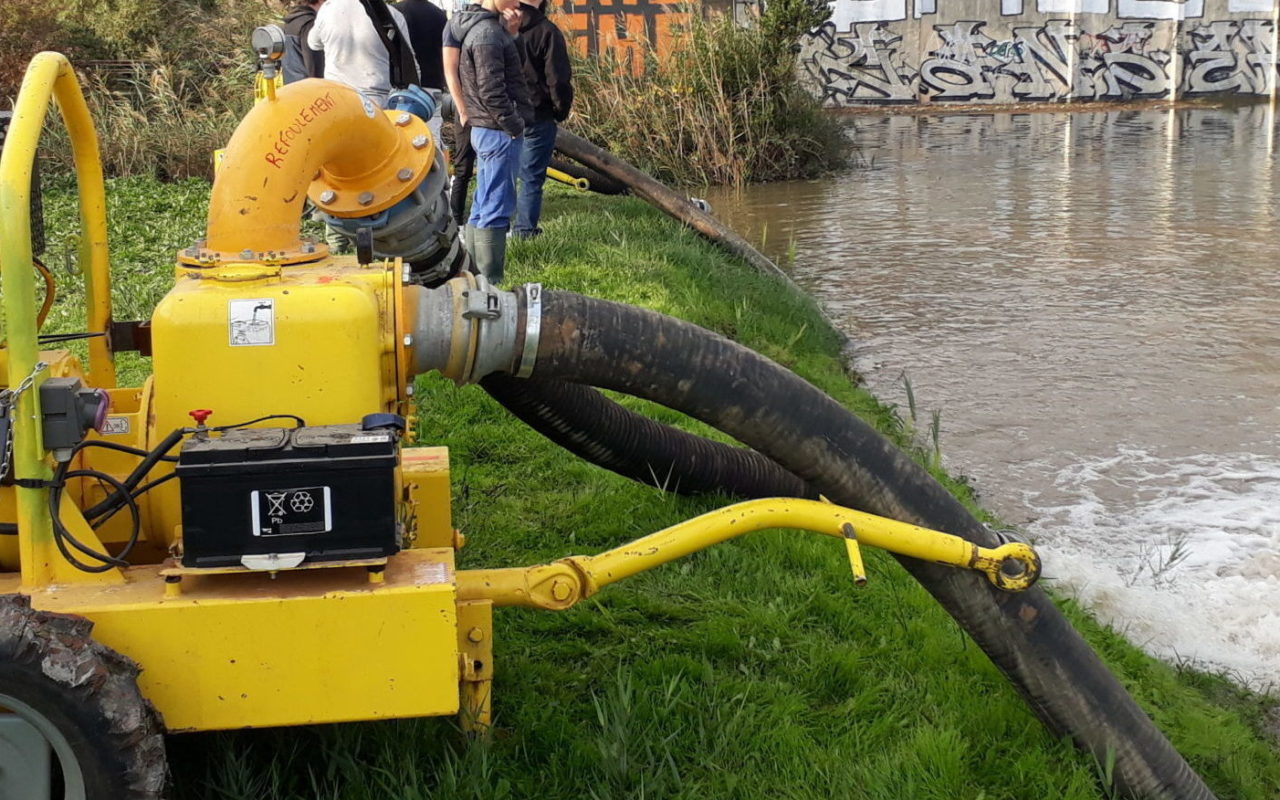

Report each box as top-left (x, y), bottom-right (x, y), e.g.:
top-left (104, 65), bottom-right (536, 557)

top-left (2, 0), bottom-right (258, 179)
top-left (5, 0), bottom-right (844, 185)
top-left (569, 0), bottom-right (849, 185)
top-left (31, 175), bottom-right (1280, 799)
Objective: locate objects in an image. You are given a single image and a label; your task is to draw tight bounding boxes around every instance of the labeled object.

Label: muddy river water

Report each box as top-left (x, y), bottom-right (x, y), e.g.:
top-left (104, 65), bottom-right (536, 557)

top-left (706, 105), bottom-right (1280, 689)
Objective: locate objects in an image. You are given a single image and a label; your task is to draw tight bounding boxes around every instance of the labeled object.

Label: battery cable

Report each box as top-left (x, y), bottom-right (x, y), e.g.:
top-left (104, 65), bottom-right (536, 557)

top-left (7, 413), bottom-right (309, 571)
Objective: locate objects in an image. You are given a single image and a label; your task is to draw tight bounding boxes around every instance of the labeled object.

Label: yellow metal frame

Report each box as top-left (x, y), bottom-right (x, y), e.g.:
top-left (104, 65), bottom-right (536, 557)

top-left (0, 550), bottom-right (462, 731)
top-left (0, 52), bottom-right (118, 590)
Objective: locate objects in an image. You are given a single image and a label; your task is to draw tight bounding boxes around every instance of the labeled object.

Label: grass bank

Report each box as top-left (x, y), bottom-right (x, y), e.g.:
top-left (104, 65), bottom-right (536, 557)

top-left (31, 176), bottom-right (1280, 799)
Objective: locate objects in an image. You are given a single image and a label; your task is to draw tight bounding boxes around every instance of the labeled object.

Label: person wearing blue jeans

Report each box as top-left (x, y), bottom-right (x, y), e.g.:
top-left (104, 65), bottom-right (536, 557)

top-left (470, 126), bottom-right (523, 264)
top-left (514, 119), bottom-right (556, 238)
top-left (512, 0), bottom-right (573, 239)
top-left (445, 0), bottom-right (532, 282)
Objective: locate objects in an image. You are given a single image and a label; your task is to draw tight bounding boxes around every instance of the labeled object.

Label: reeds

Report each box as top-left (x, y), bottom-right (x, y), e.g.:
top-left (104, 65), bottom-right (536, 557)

top-left (10, 0), bottom-right (841, 185)
top-left (47, 53), bottom-right (255, 180)
top-left (568, 2), bottom-right (848, 186)
top-left (7, 0), bottom-right (266, 180)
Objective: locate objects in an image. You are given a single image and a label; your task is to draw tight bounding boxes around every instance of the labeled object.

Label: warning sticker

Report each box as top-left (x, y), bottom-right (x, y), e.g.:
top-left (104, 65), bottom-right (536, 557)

top-left (100, 417), bottom-right (130, 435)
top-left (228, 298), bottom-right (275, 347)
top-left (250, 486), bottom-right (333, 537)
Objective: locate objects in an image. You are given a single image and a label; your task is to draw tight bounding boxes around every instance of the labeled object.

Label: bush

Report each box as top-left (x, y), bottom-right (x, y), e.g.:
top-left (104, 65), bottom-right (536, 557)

top-left (567, 0), bottom-right (848, 186)
top-left (7, 0), bottom-right (847, 184)
top-left (46, 49), bottom-right (257, 180)
top-left (5, 0), bottom-right (271, 180)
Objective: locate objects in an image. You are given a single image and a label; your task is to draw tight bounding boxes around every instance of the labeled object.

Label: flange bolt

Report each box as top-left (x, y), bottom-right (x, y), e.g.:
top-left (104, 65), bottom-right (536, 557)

top-left (319, 189), bottom-right (336, 204)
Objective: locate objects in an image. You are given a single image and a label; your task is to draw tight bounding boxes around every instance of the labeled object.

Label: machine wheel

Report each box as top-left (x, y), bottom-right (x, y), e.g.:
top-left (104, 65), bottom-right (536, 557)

top-left (0, 594), bottom-right (166, 800)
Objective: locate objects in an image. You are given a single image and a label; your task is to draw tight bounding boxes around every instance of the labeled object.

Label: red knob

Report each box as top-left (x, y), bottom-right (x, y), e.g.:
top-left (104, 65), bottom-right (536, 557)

top-left (189, 409), bottom-right (214, 426)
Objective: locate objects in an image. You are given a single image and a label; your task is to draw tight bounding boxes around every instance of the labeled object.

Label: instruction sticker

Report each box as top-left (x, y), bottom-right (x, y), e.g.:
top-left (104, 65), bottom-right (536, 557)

top-left (228, 298), bottom-right (275, 347)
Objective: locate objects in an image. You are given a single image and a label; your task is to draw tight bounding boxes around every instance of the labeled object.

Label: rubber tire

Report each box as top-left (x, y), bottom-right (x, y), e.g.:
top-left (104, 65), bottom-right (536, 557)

top-left (0, 594), bottom-right (166, 800)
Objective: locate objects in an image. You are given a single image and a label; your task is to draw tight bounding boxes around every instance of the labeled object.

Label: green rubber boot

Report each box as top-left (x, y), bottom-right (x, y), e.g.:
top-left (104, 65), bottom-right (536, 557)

top-left (471, 227), bottom-right (508, 284)
top-left (463, 223), bottom-right (477, 257)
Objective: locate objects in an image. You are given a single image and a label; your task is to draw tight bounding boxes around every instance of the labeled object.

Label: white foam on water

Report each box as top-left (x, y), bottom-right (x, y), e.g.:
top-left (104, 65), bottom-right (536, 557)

top-left (1024, 447), bottom-right (1280, 691)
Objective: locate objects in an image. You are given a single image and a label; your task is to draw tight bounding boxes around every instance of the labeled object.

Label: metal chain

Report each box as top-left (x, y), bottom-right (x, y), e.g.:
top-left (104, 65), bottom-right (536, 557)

top-left (11, 361), bottom-right (48, 401)
top-left (0, 391), bottom-right (12, 482)
top-left (0, 362), bottom-right (49, 481)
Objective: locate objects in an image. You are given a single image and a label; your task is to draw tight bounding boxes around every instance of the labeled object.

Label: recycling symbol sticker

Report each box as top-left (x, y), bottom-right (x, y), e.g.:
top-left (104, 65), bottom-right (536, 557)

top-left (251, 485), bottom-right (331, 537)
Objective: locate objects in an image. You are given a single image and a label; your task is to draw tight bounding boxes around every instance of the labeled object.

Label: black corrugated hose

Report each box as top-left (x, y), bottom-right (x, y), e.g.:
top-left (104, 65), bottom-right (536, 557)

top-left (480, 374), bottom-right (814, 500)
top-left (491, 288), bottom-right (1214, 800)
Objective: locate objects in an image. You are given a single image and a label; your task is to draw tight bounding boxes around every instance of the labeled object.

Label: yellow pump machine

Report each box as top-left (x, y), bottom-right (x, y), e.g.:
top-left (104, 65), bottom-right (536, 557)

top-left (0, 45), bottom-right (1216, 800)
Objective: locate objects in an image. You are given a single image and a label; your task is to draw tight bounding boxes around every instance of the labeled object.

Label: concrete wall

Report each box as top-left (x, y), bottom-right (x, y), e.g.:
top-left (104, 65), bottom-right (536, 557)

top-left (798, 0), bottom-right (1280, 105)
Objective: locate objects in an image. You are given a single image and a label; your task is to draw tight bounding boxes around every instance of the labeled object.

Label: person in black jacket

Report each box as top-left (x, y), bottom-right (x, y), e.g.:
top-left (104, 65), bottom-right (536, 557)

top-left (395, 0), bottom-right (447, 144)
top-left (282, 0), bottom-right (326, 83)
top-left (394, 0), bottom-right (446, 91)
top-left (512, 0), bottom-right (572, 239)
top-left (445, 0), bottom-right (533, 282)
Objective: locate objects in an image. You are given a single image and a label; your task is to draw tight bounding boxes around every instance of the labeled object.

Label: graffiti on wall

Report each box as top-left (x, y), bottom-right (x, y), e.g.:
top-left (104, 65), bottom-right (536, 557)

top-left (913, 19), bottom-right (1176, 101)
top-left (1182, 19), bottom-right (1276, 94)
top-left (801, 0), bottom-right (1280, 104)
top-left (805, 22), bottom-right (920, 102)
top-left (560, 0), bottom-right (692, 71)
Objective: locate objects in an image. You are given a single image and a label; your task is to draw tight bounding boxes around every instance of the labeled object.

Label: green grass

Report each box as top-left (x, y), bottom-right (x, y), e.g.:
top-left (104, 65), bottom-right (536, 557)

top-left (28, 176), bottom-right (1280, 800)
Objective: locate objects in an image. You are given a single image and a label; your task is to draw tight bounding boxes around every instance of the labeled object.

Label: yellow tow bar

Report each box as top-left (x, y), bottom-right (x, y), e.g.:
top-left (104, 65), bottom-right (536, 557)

top-left (546, 166), bottom-right (589, 191)
top-left (457, 497), bottom-right (1040, 611)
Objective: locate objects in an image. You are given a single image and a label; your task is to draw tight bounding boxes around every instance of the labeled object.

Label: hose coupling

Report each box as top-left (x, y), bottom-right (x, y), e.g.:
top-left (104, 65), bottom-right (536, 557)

top-left (406, 275), bottom-right (541, 384)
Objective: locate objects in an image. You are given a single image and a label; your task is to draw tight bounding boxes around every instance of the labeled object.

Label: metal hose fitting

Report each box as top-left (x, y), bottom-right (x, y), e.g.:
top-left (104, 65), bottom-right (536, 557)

top-left (406, 276), bottom-right (541, 385)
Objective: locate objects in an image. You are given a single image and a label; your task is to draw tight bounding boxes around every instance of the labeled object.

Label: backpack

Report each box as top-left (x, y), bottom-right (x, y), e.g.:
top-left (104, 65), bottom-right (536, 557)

top-left (358, 0), bottom-right (421, 89)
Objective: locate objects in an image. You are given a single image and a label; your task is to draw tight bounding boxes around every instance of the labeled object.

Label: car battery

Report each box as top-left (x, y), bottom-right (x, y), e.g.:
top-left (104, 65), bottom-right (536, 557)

top-left (176, 424), bottom-right (400, 568)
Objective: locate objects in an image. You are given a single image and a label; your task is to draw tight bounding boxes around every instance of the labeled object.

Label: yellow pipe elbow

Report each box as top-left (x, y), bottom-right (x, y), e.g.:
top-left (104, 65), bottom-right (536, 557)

top-left (200, 79), bottom-right (434, 264)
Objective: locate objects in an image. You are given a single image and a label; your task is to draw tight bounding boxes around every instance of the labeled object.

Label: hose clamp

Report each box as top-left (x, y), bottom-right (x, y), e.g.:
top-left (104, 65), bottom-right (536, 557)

top-left (516, 283), bottom-right (542, 379)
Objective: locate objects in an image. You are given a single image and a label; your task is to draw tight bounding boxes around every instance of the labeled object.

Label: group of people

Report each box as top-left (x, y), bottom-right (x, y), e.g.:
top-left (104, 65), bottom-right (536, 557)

top-left (281, 0), bottom-right (574, 282)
